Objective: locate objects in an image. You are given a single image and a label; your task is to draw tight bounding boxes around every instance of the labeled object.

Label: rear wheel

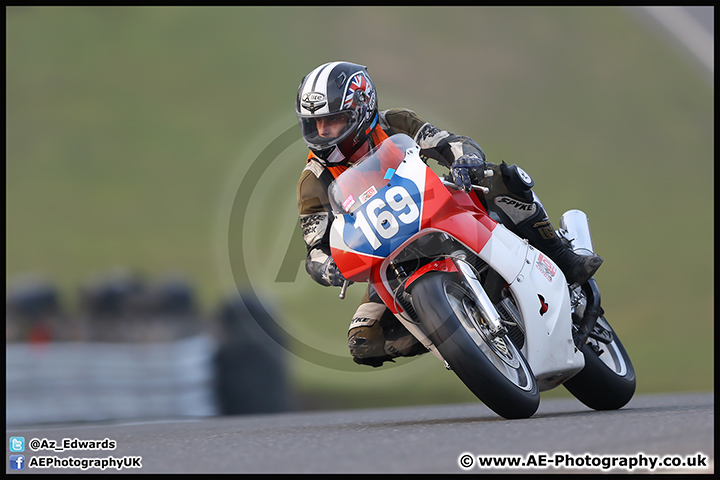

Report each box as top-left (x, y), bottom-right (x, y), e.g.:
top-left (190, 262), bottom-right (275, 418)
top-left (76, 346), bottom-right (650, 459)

top-left (563, 316), bottom-right (636, 410)
top-left (409, 272), bottom-right (539, 419)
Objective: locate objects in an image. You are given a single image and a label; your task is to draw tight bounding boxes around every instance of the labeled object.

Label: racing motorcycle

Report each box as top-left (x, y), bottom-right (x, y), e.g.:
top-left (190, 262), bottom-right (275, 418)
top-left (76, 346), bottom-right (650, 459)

top-left (328, 133), bottom-right (635, 419)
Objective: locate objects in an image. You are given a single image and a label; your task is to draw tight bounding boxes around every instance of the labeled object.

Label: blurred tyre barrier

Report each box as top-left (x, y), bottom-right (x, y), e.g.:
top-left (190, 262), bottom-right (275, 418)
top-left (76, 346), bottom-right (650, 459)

top-left (5, 275), bottom-right (82, 343)
top-left (6, 272), bottom-right (293, 425)
top-left (213, 291), bottom-right (294, 415)
top-left (76, 269), bottom-right (202, 343)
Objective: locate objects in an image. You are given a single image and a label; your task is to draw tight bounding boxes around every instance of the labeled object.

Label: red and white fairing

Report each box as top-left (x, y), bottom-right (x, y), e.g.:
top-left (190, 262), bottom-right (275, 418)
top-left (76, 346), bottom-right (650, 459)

top-left (328, 134), bottom-right (584, 389)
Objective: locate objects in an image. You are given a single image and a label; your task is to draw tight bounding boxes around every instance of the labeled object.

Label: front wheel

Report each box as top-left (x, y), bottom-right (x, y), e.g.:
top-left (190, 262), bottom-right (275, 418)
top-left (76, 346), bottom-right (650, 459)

top-left (409, 272), bottom-right (539, 419)
top-left (563, 316), bottom-right (636, 410)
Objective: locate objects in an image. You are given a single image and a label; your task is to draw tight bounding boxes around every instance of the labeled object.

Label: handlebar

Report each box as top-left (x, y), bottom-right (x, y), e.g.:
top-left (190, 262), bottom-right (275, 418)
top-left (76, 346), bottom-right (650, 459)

top-left (442, 168), bottom-right (494, 194)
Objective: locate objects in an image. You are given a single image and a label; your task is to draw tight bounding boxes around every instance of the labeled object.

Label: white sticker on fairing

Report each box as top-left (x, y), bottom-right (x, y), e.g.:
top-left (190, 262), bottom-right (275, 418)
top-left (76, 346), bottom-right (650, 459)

top-left (359, 185), bottom-right (378, 204)
top-left (535, 253), bottom-right (558, 283)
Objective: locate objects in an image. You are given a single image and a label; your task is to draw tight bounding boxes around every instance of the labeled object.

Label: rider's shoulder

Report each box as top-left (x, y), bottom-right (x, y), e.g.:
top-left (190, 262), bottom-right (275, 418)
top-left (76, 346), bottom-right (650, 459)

top-left (297, 165), bottom-right (326, 203)
top-left (302, 157), bottom-right (326, 179)
top-left (380, 108), bottom-right (427, 136)
top-left (381, 108), bottom-right (424, 123)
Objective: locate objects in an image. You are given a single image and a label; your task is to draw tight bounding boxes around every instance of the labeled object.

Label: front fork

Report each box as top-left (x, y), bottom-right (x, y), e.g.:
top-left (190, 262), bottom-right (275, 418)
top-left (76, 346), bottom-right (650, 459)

top-left (338, 241), bottom-right (508, 339)
top-left (452, 257), bottom-right (508, 338)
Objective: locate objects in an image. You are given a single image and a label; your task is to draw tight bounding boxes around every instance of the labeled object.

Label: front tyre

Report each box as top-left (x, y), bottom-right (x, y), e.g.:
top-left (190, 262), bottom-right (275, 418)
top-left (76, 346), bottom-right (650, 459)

top-left (563, 316), bottom-right (636, 410)
top-left (409, 272), bottom-right (539, 419)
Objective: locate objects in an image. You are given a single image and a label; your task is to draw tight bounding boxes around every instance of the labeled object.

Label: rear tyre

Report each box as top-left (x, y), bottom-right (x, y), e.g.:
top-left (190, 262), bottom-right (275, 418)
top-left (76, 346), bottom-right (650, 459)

top-left (563, 316), bottom-right (636, 410)
top-left (409, 272), bottom-right (539, 419)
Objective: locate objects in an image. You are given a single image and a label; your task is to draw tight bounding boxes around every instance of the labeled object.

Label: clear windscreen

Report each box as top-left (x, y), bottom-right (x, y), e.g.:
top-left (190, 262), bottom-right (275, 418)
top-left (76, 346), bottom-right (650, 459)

top-left (328, 134), bottom-right (418, 214)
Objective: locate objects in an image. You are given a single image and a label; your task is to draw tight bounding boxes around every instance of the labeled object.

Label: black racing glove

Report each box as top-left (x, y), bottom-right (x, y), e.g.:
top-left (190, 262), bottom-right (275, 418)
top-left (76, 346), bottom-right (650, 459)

top-left (451, 153), bottom-right (487, 192)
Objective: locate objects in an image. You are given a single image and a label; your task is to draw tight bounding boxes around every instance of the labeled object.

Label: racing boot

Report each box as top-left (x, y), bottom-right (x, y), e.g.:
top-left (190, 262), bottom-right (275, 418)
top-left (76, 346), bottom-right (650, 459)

top-left (514, 207), bottom-right (603, 286)
top-left (348, 303), bottom-right (427, 367)
top-left (488, 162), bottom-right (602, 285)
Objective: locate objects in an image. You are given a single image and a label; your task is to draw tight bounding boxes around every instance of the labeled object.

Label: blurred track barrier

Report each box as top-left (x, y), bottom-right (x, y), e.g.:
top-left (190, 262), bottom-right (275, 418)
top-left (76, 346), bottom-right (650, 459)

top-left (6, 272), bottom-right (294, 424)
top-left (6, 334), bottom-right (218, 425)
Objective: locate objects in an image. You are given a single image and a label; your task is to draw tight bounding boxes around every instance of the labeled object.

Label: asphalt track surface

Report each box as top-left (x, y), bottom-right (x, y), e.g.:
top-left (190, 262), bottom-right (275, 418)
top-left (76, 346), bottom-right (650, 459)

top-left (6, 392), bottom-right (713, 474)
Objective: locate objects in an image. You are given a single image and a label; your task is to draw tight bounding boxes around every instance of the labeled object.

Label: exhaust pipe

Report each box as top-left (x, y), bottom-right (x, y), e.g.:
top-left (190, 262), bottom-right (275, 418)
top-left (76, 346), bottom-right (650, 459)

top-left (558, 210), bottom-right (602, 350)
top-left (559, 209), bottom-right (595, 256)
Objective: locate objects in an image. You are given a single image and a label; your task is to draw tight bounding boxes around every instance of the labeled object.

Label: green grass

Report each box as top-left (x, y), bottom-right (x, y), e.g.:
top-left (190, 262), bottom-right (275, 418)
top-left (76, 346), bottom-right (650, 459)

top-left (7, 7), bottom-right (713, 409)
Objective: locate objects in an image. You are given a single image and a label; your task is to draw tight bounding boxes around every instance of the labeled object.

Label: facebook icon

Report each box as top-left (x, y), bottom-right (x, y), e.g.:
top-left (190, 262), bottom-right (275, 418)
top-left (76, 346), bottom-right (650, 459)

top-left (10, 455), bottom-right (25, 470)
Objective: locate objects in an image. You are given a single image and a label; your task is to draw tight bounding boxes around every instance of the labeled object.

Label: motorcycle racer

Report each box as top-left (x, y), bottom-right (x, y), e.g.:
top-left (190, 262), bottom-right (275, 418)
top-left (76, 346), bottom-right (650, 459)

top-left (296, 61), bottom-right (603, 367)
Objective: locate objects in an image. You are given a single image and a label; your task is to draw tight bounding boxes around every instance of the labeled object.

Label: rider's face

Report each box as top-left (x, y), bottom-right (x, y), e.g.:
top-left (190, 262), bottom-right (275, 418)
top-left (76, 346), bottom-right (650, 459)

top-left (316, 114), bottom-right (348, 139)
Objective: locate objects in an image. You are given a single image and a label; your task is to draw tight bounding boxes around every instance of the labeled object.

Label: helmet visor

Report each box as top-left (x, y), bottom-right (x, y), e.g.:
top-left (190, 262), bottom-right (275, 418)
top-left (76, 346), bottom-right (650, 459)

top-left (298, 111), bottom-right (359, 151)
